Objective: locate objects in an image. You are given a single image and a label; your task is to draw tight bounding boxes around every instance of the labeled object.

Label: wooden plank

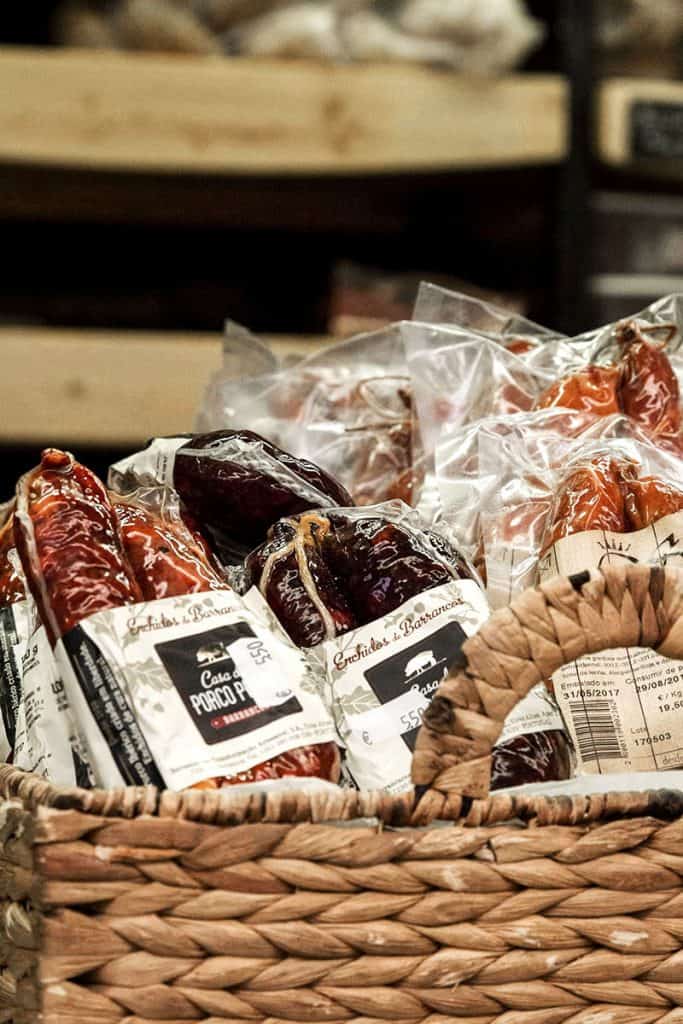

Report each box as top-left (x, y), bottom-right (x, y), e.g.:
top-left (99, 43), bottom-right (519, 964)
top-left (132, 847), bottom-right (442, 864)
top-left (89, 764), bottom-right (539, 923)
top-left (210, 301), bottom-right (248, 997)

top-left (0, 48), bottom-right (567, 175)
top-left (0, 327), bottom-right (327, 446)
top-left (598, 77), bottom-right (683, 170)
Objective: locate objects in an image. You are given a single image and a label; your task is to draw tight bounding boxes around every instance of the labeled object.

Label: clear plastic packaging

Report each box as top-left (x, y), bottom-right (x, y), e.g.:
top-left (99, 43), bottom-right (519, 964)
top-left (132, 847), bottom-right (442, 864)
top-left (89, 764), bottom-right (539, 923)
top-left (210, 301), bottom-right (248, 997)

top-left (16, 450), bottom-right (340, 791)
top-left (195, 324), bottom-right (425, 509)
top-left (196, 321), bottom-right (286, 440)
top-left (0, 502), bottom-right (92, 786)
top-left (434, 407), bottom-right (601, 567)
top-left (477, 415), bottom-right (682, 605)
top-left (110, 429), bottom-right (353, 564)
top-left (245, 499), bottom-right (488, 792)
top-left (471, 418), bottom-right (683, 779)
top-left (404, 320), bottom-right (557, 463)
top-left (409, 292), bottom-right (683, 471)
top-left (413, 282), bottom-right (556, 341)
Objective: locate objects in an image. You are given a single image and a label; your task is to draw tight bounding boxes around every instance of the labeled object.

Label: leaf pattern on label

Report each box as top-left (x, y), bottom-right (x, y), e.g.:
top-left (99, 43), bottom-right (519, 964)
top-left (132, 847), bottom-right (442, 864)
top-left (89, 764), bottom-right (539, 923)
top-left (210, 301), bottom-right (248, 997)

top-left (87, 612), bottom-right (124, 652)
top-left (380, 608), bottom-right (408, 630)
top-left (121, 630), bottom-right (138, 650)
top-left (299, 664), bottom-right (324, 697)
top-left (336, 686), bottom-right (381, 717)
top-left (126, 656), bottom-right (173, 694)
top-left (452, 602), bottom-right (481, 633)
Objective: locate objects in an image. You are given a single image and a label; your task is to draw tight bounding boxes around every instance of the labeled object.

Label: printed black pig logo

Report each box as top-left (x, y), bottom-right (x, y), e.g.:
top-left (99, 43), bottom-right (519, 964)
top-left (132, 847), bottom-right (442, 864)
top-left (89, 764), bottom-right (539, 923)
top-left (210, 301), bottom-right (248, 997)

top-left (364, 621), bottom-right (467, 751)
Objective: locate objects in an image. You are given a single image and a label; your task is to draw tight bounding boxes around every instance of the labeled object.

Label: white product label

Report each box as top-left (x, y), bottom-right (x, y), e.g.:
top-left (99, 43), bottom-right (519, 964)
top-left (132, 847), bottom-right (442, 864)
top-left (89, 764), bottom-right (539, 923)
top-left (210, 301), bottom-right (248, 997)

top-left (108, 436), bottom-right (187, 492)
top-left (56, 590), bottom-right (335, 791)
top-left (498, 682), bottom-right (564, 745)
top-left (539, 511), bottom-right (683, 774)
top-left (10, 599), bottom-right (87, 787)
top-left (0, 603), bottom-right (24, 762)
top-left (324, 579), bottom-right (489, 794)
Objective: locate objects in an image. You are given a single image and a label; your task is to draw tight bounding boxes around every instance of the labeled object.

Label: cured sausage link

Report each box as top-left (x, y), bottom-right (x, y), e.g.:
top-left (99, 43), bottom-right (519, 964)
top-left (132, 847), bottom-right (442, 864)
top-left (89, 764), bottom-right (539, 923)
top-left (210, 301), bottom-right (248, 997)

top-left (534, 364), bottom-right (621, 416)
top-left (0, 513), bottom-right (24, 607)
top-left (14, 449), bottom-right (142, 644)
top-left (114, 501), bottom-right (340, 787)
top-left (542, 455), bottom-right (636, 552)
top-left (114, 499), bottom-right (227, 600)
top-left (618, 320), bottom-right (681, 438)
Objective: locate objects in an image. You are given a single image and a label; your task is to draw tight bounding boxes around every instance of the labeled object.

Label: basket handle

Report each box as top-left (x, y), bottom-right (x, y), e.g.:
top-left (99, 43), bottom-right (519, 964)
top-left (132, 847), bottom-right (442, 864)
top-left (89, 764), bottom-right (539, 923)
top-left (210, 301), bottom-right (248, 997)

top-left (411, 564), bottom-right (683, 819)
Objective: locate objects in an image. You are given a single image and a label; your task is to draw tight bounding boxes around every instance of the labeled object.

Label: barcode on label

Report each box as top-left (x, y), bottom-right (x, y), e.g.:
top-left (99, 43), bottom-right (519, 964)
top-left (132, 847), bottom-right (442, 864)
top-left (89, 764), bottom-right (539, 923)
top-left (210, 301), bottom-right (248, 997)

top-left (567, 700), bottom-right (626, 764)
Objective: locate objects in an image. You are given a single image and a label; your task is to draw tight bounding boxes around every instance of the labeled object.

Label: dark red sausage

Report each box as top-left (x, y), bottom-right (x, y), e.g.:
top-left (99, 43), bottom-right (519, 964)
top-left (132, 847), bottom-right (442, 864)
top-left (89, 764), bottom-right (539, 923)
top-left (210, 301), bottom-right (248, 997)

top-left (14, 449), bottom-right (142, 644)
top-left (617, 321), bottom-right (681, 438)
top-left (534, 364), bottom-right (621, 417)
top-left (114, 499), bottom-right (228, 601)
top-left (0, 513), bottom-right (25, 608)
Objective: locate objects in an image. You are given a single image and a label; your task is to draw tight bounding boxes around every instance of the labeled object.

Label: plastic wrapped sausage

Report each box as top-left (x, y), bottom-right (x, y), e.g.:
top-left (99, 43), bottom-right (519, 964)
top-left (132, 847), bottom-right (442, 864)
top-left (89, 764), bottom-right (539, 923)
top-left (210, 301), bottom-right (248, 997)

top-left (534, 365), bottom-right (621, 417)
top-left (194, 323), bottom-right (425, 509)
top-left (542, 454), bottom-right (636, 550)
top-left (110, 429), bottom-right (353, 564)
top-left (1, 497), bottom-right (90, 785)
top-left (113, 495), bottom-right (228, 600)
top-left (481, 423), bottom-right (683, 778)
top-left (0, 507), bottom-right (25, 761)
top-left (532, 319), bottom-right (681, 446)
top-left (115, 495), bottom-right (340, 788)
top-left (623, 476), bottom-right (683, 530)
top-left (617, 320), bottom-right (681, 440)
top-left (15, 449), bottom-right (143, 644)
top-left (246, 505), bottom-right (475, 647)
top-left (247, 502), bottom-right (490, 793)
top-left (16, 451), bottom-right (339, 790)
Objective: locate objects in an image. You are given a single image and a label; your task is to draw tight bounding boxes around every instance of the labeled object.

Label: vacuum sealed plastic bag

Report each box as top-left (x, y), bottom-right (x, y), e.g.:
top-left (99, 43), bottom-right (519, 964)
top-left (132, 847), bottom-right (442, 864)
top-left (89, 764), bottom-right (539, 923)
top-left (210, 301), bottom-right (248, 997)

top-left (0, 503), bottom-right (91, 785)
top-left (0, 505), bottom-right (25, 762)
top-left (246, 499), bottom-right (490, 792)
top-left (195, 324), bottom-right (425, 509)
top-left (405, 320), bottom-right (557, 466)
top-left (434, 412), bottom-right (670, 790)
top-left (434, 407), bottom-right (625, 600)
top-left (412, 288), bottom-right (683, 452)
top-left (10, 588), bottom-right (92, 787)
top-left (531, 315), bottom-right (682, 447)
top-left (413, 282), bottom-right (556, 343)
top-left (110, 429), bottom-right (353, 564)
top-left (16, 450), bottom-right (340, 790)
top-left (478, 414), bottom-right (667, 605)
top-left (113, 487), bottom-right (228, 600)
top-left (482, 422), bottom-right (683, 776)
top-left (491, 686), bottom-right (569, 790)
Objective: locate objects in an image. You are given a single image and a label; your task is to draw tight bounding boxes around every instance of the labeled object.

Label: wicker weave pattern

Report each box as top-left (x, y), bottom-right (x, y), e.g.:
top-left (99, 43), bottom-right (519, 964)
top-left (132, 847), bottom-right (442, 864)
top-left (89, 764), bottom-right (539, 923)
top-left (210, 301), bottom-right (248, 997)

top-left (2, 565), bottom-right (683, 1021)
top-left (413, 565), bottom-right (683, 818)
top-left (7, 805), bottom-right (682, 1023)
top-left (0, 800), bottom-right (39, 1022)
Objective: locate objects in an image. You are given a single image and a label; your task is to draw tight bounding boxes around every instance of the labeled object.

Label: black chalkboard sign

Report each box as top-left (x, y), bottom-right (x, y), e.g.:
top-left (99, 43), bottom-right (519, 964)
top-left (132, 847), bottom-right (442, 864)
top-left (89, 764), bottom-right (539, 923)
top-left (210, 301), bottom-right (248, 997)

top-left (632, 101), bottom-right (683, 160)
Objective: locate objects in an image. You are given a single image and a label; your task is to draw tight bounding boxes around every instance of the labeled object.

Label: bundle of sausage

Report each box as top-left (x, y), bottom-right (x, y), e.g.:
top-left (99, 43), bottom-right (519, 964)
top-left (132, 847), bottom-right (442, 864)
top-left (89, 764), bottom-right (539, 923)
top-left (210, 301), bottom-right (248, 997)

top-left (0, 502), bottom-right (91, 786)
top-left (12, 448), bottom-right (340, 791)
top-left (196, 324), bottom-right (426, 509)
top-left (0, 430), bottom-right (500, 796)
top-left (111, 430), bottom-right (496, 791)
top-left (411, 291), bottom-right (683, 477)
top-left (244, 502), bottom-right (489, 792)
top-left (478, 418), bottom-right (683, 778)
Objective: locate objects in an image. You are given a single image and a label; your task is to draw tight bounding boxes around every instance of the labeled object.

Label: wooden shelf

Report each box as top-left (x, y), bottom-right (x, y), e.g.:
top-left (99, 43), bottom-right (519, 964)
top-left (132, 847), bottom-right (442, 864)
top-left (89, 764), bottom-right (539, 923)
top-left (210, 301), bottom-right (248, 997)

top-left (0, 327), bottom-right (327, 447)
top-left (598, 77), bottom-right (683, 175)
top-left (0, 48), bottom-right (567, 175)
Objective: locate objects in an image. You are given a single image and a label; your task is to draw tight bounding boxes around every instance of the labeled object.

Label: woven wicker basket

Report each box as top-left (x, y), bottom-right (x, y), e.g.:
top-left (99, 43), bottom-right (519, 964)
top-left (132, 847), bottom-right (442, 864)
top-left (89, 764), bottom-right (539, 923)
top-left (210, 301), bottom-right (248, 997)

top-left (4, 564), bottom-right (683, 1024)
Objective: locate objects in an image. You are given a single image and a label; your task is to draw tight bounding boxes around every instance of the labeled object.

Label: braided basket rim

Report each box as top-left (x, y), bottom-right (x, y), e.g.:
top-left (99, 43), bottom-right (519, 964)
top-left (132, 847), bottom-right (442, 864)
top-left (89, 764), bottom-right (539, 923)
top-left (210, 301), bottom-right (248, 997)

top-left (3, 764), bottom-right (682, 829)
top-left (7, 566), bottom-right (683, 828)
